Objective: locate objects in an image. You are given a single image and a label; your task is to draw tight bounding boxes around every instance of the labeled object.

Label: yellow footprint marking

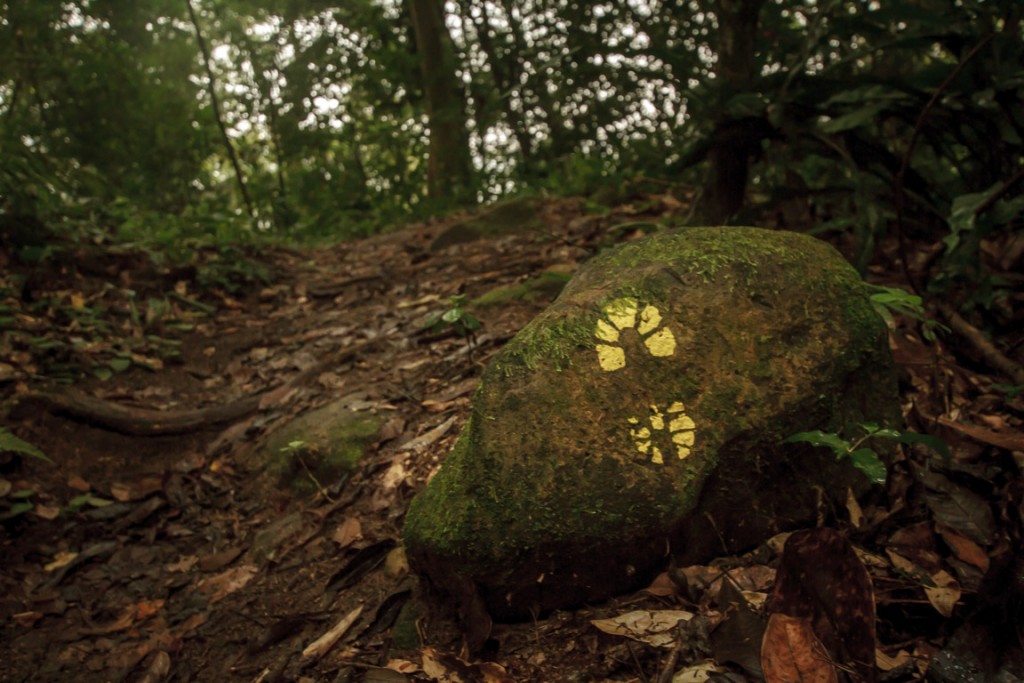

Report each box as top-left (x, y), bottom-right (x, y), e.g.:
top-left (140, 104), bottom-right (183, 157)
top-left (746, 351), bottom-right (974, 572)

top-left (595, 298), bottom-right (677, 372)
top-left (627, 402), bottom-right (696, 464)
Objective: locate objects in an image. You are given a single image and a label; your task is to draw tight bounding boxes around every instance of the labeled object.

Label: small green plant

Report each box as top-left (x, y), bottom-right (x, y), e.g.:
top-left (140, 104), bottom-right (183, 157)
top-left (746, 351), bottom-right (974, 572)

top-left (0, 428), bottom-right (52, 464)
top-left (867, 284), bottom-right (948, 342)
top-left (424, 295), bottom-right (482, 344)
top-left (0, 487), bottom-right (37, 522)
top-left (784, 422), bottom-right (950, 485)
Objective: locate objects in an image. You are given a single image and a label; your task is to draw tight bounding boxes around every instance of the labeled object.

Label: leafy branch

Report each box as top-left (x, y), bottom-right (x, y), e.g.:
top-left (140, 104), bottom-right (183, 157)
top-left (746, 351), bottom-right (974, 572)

top-left (784, 423), bottom-right (949, 485)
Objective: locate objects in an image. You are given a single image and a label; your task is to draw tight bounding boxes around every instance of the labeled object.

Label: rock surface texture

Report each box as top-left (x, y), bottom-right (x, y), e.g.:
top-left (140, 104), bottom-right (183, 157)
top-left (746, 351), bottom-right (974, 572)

top-left (404, 227), bottom-right (900, 621)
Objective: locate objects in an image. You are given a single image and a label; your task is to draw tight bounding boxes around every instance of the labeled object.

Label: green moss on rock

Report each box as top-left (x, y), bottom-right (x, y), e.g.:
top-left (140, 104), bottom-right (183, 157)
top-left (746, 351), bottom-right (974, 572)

top-left (404, 227), bottom-right (900, 621)
top-left (264, 402), bottom-right (380, 495)
top-left (471, 272), bottom-right (569, 308)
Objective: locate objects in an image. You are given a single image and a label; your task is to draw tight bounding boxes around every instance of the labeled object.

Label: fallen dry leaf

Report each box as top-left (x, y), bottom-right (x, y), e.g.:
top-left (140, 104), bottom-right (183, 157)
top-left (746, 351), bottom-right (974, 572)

top-left (673, 660), bottom-right (726, 682)
top-left (923, 569), bottom-right (961, 617)
top-left (166, 555), bottom-right (198, 573)
top-left (846, 487), bottom-right (865, 529)
top-left (385, 658), bottom-right (420, 674)
top-left (938, 416), bottom-right (1024, 451)
top-left (421, 647), bottom-right (513, 683)
top-left (643, 571), bottom-right (678, 597)
top-left (133, 599), bottom-right (165, 620)
top-left (67, 475), bottom-right (90, 492)
top-left (761, 613), bottom-right (838, 683)
top-left (33, 504), bottom-right (60, 520)
top-left (875, 648), bottom-right (913, 672)
top-left (44, 551), bottom-right (78, 572)
top-left (197, 564), bottom-right (258, 603)
top-left (936, 524), bottom-right (990, 572)
top-left (13, 611), bottom-right (43, 628)
top-left (110, 477), bottom-right (164, 502)
top-left (332, 516), bottom-right (363, 548)
top-left (198, 546), bottom-right (243, 572)
top-left (590, 610), bottom-right (693, 648)
top-left (770, 529), bottom-right (876, 683)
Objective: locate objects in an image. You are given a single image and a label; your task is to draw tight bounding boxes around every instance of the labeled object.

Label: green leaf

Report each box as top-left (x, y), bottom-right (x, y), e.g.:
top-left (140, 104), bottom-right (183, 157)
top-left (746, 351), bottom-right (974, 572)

top-left (848, 448), bottom-right (887, 485)
top-left (93, 367), bottom-right (113, 380)
top-left (109, 358), bottom-right (132, 373)
top-left (783, 430), bottom-right (850, 454)
top-left (0, 429), bottom-right (53, 463)
top-left (65, 493), bottom-right (114, 512)
top-left (819, 102), bottom-right (887, 134)
top-left (889, 431), bottom-right (951, 462)
top-left (0, 501), bottom-right (34, 521)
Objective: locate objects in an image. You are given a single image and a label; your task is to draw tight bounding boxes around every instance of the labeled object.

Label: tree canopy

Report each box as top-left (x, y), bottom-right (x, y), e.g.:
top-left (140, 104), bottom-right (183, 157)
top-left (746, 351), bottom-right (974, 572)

top-left (1, 0), bottom-right (1021, 291)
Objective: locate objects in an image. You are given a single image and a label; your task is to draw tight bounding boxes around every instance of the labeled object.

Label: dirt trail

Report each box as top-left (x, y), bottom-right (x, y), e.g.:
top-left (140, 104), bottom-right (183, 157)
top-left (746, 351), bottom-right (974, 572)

top-left (2, 197), bottom-right (1022, 682)
top-left (0, 198), bottom-right (625, 681)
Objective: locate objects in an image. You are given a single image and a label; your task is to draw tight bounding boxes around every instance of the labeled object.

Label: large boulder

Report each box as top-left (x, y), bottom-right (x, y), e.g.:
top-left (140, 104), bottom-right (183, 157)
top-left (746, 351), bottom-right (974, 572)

top-left (403, 227), bottom-right (900, 621)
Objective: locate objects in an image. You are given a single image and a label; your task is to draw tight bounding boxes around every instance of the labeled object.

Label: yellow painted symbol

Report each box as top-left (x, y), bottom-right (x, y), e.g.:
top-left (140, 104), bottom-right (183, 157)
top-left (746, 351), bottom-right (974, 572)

top-left (628, 402), bottom-right (696, 464)
top-left (595, 297), bottom-right (677, 371)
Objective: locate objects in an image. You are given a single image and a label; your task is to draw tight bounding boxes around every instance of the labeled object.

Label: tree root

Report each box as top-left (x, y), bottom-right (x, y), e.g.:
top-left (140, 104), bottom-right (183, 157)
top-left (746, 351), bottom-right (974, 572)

top-left (6, 339), bottom-right (379, 437)
top-left (939, 303), bottom-right (1024, 386)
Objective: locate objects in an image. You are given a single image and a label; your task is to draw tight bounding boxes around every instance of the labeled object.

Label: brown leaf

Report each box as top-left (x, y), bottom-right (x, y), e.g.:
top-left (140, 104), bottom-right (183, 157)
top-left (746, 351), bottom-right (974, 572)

top-left (643, 571), bottom-right (678, 597)
top-left (67, 475), bottom-right (91, 492)
top-left (332, 517), bottom-right (363, 549)
top-left (770, 528), bottom-right (877, 682)
top-left (13, 611), bottom-right (44, 628)
top-left (135, 650), bottom-right (171, 683)
top-left (936, 524), bottom-right (990, 572)
top-left (197, 565), bottom-right (258, 603)
top-left (133, 599), bottom-right (165, 621)
top-left (420, 647), bottom-right (514, 683)
top-left (198, 546), bottom-right (243, 572)
top-left (923, 569), bottom-right (961, 617)
top-left (761, 613), bottom-right (838, 683)
top-left (590, 610), bottom-right (694, 648)
top-left (110, 477), bottom-right (164, 502)
top-left (937, 416), bottom-right (1024, 451)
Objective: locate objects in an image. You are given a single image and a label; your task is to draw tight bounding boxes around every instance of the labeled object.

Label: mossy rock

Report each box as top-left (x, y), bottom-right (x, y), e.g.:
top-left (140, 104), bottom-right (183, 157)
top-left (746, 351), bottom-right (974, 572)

top-left (431, 197), bottom-right (543, 250)
top-left (263, 401), bottom-right (381, 495)
top-left (471, 271), bottom-right (571, 308)
top-left (403, 227), bottom-right (900, 621)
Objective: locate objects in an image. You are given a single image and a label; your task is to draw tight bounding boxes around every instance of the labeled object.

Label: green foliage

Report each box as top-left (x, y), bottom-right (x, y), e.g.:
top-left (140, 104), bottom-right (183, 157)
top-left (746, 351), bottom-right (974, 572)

top-left (63, 493), bottom-right (115, 515)
top-left (0, 0), bottom-right (1019, 302)
top-left (424, 295), bottom-right (482, 341)
top-left (195, 246), bottom-right (273, 294)
top-left (0, 428), bottom-right (52, 464)
top-left (0, 488), bottom-right (37, 522)
top-left (992, 384), bottom-right (1024, 399)
top-left (785, 422), bottom-right (950, 485)
top-left (867, 284), bottom-right (949, 342)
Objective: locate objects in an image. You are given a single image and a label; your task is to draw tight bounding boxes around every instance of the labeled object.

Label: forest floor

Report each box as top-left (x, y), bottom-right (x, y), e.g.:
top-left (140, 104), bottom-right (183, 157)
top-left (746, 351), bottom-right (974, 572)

top-left (1, 191), bottom-right (1023, 683)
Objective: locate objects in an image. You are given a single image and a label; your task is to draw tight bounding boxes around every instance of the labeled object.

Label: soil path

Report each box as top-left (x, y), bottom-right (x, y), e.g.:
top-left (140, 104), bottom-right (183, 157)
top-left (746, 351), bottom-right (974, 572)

top-left (1, 197), bottom-right (1022, 682)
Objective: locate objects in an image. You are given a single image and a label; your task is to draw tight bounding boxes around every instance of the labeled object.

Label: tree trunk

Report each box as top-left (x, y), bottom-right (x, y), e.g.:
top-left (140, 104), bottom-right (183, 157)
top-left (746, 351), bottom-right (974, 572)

top-left (408, 0), bottom-right (473, 201)
top-left (701, 0), bottom-right (767, 223)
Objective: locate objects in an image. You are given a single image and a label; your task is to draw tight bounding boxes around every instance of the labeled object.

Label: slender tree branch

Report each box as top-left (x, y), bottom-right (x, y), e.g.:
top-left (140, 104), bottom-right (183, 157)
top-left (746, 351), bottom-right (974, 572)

top-left (186, 0), bottom-right (257, 224)
top-left (938, 303), bottom-right (1024, 386)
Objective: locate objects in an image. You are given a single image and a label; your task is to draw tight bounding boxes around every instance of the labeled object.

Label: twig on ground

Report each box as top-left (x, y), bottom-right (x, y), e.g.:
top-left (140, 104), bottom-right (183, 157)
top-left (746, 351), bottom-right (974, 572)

top-left (938, 303), bottom-right (1024, 385)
